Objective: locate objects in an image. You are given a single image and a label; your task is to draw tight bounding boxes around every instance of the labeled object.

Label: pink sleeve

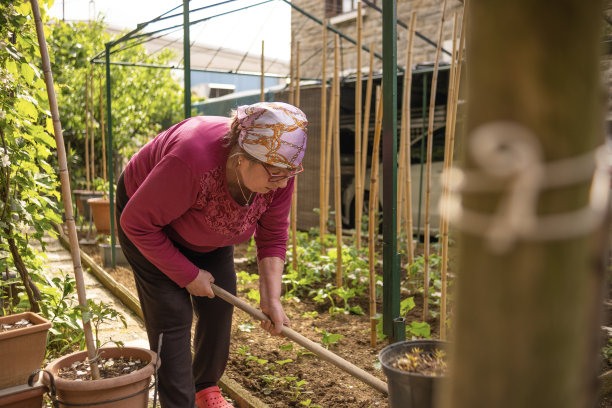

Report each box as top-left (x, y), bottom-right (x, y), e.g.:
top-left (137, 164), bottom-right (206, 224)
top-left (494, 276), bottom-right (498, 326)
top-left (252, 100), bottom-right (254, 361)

top-left (120, 155), bottom-right (200, 287)
top-left (254, 178), bottom-right (294, 262)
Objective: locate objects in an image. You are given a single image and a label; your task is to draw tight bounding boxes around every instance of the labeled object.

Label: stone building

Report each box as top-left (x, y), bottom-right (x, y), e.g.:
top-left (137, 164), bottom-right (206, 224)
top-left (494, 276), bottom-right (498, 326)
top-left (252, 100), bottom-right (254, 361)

top-left (290, 0), bottom-right (464, 80)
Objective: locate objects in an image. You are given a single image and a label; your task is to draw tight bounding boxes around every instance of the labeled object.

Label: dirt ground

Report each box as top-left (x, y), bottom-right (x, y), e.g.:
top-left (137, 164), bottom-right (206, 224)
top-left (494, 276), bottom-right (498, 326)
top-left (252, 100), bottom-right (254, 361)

top-left (79, 240), bottom-right (612, 408)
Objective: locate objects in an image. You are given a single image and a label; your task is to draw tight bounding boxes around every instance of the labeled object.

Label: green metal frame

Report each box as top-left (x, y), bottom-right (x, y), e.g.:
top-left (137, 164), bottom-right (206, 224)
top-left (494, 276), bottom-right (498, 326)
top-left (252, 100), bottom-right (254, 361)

top-left (382, 0), bottom-right (405, 343)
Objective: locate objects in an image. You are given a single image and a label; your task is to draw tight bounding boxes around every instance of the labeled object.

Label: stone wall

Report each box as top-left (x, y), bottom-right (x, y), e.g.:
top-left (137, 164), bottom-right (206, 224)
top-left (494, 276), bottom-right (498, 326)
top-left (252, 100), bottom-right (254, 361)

top-left (291, 0), bottom-right (465, 80)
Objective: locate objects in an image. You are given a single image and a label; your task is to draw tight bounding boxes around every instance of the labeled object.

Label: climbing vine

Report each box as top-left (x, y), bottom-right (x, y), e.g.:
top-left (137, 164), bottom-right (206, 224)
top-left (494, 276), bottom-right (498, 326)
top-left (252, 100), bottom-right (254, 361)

top-left (0, 0), bottom-right (61, 313)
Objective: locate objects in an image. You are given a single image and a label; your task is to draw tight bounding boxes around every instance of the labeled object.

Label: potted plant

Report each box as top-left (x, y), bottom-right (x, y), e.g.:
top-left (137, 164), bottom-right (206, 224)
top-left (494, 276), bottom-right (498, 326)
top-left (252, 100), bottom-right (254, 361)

top-left (0, 312), bottom-right (52, 389)
top-left (40, 299), bottom-right (159, 407)
top-left (379, 339), bottom-right (449, 408)
top-left (88, 178), bottom-right (113, 235)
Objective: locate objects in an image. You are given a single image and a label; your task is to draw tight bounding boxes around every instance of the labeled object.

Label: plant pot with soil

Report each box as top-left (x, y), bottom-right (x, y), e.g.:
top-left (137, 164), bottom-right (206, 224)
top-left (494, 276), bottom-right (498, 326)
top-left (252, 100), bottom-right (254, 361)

top-left (379, 339), bottom-right (449, 408)
top-left (0, 312), bottom-right (52, 390)
top-left (42, 346), bottom-right (159, 408)
top-left (88, 197), bottom-right (111, 235)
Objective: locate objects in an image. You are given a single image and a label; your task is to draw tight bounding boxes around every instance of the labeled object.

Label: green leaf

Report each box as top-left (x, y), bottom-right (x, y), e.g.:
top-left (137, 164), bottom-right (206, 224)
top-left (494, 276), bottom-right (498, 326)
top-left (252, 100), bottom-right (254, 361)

top-left (15, 98), bottom-right (38, 120)
top-left (400, 296), bottom-right (416, 314)
top-left (6, 59), bottom-right (18, 75)
top-left (21, 62), bottom-right (34, 83)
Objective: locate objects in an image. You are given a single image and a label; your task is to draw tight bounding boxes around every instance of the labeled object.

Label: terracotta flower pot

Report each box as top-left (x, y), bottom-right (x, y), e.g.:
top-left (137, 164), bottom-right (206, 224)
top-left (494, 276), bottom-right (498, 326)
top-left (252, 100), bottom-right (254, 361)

top-left (88, 197), bottom-right (111, 235)
top-left (0, 383), bottom-right (46, 408)
top-left (0, 312), bottom-right (51, 389)
top-left (43, 347), bottom-right (159, 408)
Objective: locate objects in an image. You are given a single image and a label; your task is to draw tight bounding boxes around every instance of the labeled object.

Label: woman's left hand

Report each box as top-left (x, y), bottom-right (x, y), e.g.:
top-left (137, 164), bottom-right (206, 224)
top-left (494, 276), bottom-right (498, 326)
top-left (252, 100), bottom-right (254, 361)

top-left (260, 299), bottom-right (290, 336)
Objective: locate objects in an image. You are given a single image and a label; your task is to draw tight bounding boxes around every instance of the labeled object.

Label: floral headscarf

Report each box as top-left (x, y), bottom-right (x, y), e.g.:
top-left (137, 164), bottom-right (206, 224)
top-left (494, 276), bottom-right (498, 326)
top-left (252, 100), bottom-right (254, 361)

top-left (236, 102), bottom-right (308, 170)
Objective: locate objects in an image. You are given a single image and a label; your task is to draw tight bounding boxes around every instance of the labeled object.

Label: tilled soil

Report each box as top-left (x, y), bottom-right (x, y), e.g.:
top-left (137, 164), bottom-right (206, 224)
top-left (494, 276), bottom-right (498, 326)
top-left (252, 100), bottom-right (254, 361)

top-left (78, 240), bottom-right (612, 408)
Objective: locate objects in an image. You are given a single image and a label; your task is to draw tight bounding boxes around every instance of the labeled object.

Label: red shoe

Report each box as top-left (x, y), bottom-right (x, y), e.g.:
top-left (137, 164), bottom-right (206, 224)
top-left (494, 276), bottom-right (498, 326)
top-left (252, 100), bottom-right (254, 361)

top-left (195, 386), bottom-right (234, 408)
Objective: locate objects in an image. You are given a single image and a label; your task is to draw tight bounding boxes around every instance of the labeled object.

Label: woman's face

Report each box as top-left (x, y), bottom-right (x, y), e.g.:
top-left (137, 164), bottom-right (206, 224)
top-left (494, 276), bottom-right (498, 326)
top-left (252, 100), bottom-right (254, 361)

top-left (241, 160), bottom-right (293, 193)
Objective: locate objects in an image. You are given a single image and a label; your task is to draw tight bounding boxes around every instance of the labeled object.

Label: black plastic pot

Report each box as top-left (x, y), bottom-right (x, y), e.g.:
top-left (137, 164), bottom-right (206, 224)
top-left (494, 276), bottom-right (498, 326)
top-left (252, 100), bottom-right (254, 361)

top-left (379, 339), bottom-right (448, 408)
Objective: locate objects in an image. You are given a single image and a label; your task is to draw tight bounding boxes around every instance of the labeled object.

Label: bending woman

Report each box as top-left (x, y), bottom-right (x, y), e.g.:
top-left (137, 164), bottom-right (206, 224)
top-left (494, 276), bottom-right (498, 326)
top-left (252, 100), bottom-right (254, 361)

top-left (116, 102), bottom-right (308, 408)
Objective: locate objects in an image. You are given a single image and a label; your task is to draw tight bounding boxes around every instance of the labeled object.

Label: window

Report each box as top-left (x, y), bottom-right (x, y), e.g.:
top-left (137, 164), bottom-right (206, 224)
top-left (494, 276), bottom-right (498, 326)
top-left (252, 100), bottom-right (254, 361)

top-left (325, 0), bottom-right (357, 18)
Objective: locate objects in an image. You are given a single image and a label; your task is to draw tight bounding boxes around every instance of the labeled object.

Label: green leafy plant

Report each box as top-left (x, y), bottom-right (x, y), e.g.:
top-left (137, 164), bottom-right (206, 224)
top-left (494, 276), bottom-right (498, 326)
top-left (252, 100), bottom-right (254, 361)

top-left (0, 1), bottom-right (63, 314)
top-left (317, 328), bottom-right (344, 349)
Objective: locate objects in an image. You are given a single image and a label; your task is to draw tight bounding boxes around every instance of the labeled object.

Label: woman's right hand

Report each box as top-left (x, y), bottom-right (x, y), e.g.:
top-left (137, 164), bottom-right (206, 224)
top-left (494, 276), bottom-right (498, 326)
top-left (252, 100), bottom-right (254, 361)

top-left (185, 269), bottom-right (215, 298)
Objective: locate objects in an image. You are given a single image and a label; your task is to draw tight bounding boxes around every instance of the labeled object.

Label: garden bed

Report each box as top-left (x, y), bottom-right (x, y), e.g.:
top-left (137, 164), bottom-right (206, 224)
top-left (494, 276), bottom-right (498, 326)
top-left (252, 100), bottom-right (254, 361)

top-left (76, 234), bottom-right (612, 408)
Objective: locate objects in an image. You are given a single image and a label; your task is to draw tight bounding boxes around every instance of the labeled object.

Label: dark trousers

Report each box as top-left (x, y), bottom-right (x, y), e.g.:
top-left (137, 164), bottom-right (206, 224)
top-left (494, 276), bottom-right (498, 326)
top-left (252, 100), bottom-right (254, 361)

top-left (116, 173), bottom-right (236, 408)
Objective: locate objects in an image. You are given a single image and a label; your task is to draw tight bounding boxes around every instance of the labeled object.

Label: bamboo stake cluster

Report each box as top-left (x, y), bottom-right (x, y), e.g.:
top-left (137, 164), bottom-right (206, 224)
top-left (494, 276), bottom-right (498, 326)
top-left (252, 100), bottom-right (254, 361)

top-left (399, 12), bottom-right (418, 266)
top-left (368, 86), bottom-right (383, 346)
top-left (439, 10), bottom-right (466, 340)
top-left (423, 0), bottom-right (447, 321)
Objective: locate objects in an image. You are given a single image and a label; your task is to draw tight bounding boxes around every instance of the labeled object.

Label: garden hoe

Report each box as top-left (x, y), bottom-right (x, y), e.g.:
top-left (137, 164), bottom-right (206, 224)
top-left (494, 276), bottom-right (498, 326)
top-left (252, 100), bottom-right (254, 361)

top-left (211, 283), bottom-right (388, 395)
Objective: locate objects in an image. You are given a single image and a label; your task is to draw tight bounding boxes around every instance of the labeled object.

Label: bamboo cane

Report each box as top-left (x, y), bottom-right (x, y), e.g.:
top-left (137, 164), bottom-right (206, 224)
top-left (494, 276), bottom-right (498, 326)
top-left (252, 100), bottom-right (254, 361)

top-left (84, 70), bottom-right (90, 191)
top-left (260, 41), bottom-right (265, 102)
top-left (30, 0), bottom-right (100, 379)
top-left (440, 10), bottom-right (466, 340)
top-left (291, 41), bottom-right (300, 273)
top-left (319, 20), bottom-right (328, 251)
top-left (289, 32), bottom-right (295, 106)
top-left (89, 67), bottom-right (95, 182)
top-left (295, 41), bottom-right (301, 108)
top-left (403, 12), bottom-right (417, 266)
top-left (354, 2), bottom-right (363, 249)
top-left (360, 43), bottom-right (375, 215)
top-left (423, 0), bottom-right (447, 321)
top-left (333, 34), bottom-right (343, 288)
top-left (210, 283), bottom-right (388, 394)
top-left (440, 12), bottom-right (459, 341)
top-left (368, 86), bottom-right (383, 346)
top-left (99, 75), bottom-right (107, 196)
top-left (324, 71), bottom-right (335, 252)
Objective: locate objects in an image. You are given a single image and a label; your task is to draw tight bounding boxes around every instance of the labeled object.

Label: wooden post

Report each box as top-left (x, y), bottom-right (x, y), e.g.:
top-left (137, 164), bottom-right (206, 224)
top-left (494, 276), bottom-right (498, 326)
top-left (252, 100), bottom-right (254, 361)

top-left (423, 0), bottom-right (447, 321)
top-left (333, 34), bottom-right (343, 288)
top-left (440, 1), bottom-right (606, 407)
top-left (30, 0), bottom-right (100, 379)
top-left (354, 2), bottom-right (363, 249)
top-left (260, 41), bottom-right (265, 102)
top-left (439, 11), bottom-right (459, 341)
top-left (319, 19), bottom-right (328, 250)
top-left (368, 86), bottom-right (383, 346)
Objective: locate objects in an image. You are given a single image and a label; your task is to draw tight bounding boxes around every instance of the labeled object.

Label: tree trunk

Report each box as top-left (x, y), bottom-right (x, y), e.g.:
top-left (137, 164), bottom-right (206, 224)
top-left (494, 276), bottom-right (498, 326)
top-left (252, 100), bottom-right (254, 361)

top-left (441, 2), bottom-right (607, 408)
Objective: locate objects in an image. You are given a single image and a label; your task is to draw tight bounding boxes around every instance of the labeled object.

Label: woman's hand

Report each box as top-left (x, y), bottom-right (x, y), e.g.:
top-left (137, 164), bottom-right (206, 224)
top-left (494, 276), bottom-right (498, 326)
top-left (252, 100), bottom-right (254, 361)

top-left (260, 298), bottom-right (290, 336)
top-left (185, 269), bottom-right (215, 298)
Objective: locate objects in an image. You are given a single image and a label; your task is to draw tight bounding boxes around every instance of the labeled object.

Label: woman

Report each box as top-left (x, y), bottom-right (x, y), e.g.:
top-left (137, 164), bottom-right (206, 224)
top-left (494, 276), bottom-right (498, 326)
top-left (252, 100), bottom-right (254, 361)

top-left (116, 102), bottom-right (307, 408)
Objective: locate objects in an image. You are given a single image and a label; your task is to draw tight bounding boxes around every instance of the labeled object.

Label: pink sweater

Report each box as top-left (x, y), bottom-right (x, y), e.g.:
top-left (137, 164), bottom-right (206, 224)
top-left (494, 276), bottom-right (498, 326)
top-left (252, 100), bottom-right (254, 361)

top-left (120, 116), bottom-right (293, 287)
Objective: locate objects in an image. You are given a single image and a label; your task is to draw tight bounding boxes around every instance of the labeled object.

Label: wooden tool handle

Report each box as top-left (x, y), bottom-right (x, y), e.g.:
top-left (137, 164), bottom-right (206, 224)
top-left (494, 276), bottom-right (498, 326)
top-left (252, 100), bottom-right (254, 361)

top-left (211, 284), bottom-right (388, 395)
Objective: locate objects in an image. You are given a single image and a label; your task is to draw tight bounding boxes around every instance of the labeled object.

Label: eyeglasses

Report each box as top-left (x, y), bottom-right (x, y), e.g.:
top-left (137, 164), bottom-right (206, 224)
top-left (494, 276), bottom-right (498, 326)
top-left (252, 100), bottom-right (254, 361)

top-left (261, 162), bottom-right (304, 182)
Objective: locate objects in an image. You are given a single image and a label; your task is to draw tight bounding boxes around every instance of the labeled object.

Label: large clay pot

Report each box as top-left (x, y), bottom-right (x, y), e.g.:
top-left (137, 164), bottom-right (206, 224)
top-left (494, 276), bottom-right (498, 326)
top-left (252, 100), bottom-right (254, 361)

top-left (88, 197), bottom-right (111, 235)
top-left (43, 347), bottom-right (159, 408)
top-left (0, 312), bottom-right (51, 389)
